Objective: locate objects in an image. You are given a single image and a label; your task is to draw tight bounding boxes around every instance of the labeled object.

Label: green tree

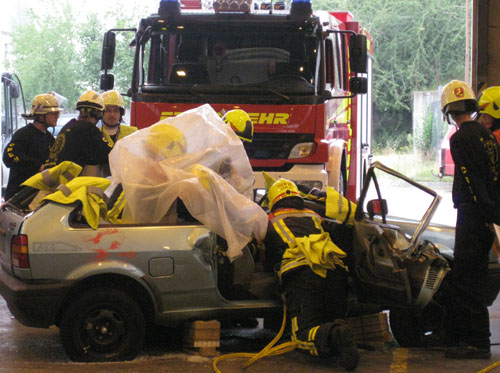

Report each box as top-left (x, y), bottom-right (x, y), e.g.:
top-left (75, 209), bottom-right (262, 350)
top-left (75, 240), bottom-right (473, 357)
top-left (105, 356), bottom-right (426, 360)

top-left (8, 0), bottom-right (139, 111)
top-left (314, 0), bottom-right (466, 150)
top-left (9, 0), bottom-right (82, 110)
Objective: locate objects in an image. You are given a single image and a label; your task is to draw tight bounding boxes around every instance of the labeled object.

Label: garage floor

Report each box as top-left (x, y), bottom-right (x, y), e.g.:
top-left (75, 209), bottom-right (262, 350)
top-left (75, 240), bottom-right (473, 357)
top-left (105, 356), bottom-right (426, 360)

top-left (1, 295), bottom-right (500, 372)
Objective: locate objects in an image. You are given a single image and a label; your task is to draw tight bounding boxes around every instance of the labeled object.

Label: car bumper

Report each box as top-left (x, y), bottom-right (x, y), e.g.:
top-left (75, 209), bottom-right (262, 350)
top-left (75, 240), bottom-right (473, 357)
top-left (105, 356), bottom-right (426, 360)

top-left (0, 267), bottom-right (70, 328)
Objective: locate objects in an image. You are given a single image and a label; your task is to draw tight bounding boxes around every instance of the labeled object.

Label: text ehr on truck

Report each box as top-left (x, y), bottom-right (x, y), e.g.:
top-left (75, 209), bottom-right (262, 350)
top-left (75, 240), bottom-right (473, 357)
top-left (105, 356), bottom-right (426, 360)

top-left (100, 0), bottom-right (374, 201)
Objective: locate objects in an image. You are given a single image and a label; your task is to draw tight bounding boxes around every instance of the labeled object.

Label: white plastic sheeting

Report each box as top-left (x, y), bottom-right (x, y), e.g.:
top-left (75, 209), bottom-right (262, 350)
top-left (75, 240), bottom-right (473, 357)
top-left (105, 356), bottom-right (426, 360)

top-left (108, 104), bottom-right (268, 260)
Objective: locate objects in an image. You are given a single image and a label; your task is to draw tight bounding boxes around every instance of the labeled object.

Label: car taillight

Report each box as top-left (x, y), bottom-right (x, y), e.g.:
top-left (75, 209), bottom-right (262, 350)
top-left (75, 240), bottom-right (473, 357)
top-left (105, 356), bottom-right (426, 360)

top-left (11, 234), bottom-right (30, 268)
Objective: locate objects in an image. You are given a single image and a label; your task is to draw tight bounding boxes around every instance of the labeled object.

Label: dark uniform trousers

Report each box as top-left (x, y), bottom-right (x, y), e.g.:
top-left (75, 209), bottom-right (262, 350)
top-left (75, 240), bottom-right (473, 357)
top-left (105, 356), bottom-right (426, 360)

top-left (442, 203), bottom-right (493, 349)
top-left (283, 266), bottom-right (348, 356)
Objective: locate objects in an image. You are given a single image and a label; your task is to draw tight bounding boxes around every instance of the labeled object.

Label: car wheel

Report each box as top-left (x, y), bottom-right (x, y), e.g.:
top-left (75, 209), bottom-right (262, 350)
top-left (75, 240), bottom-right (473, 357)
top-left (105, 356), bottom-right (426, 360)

top-left (389, 308), bottom-right (425, 347)
top-left (389, 302), bottom-right (445, 347)
top-left (60, 287), bottom-right (146, 362)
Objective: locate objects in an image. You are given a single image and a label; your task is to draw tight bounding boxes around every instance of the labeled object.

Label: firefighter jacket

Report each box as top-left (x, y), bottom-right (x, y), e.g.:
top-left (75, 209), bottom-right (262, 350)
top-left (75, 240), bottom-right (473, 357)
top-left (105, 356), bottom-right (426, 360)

top-left (41, 176), bottom-right (111, 229)
top-left (99, 124), bottom-right (138, 148)
top-left (450, 120), bottom-right (500, 223)
top-left (22, 161), bottom-right (82, 191)
top-left (264, 198), bottom-right (347, 279)
top-left (298, 185), bottom-right (357, 226)
top-left (2, 123), bottom-right (54, 200)
top-left (45, 119), bottom-right (112, 169)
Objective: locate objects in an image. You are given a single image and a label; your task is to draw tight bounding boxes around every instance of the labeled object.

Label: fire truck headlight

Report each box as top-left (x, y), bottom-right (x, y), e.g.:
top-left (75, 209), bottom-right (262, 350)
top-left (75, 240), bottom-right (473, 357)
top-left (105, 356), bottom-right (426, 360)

top-left (289, 142), bottom-right (313, 159)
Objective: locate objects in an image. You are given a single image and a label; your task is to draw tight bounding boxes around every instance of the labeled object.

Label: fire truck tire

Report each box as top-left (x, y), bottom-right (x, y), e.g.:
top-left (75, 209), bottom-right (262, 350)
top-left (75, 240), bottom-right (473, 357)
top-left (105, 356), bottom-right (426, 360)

top-left (60, 287), bottom-right (146, 362)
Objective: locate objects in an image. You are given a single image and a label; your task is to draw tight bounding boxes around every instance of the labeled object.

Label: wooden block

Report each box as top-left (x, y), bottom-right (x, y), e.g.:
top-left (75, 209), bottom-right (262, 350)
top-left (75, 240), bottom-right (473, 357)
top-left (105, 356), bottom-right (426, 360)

top-left (183, 320), bottom-right (221, 356)
top-left (347, 313), bottom-right (393, 343)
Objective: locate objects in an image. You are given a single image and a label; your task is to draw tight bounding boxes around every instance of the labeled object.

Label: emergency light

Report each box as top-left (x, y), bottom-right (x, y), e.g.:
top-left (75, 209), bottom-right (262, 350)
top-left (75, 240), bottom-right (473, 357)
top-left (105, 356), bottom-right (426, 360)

top-left (290, 0), bottom-right (312, 17)
top-left (159, 0), bottom-right (181, 16)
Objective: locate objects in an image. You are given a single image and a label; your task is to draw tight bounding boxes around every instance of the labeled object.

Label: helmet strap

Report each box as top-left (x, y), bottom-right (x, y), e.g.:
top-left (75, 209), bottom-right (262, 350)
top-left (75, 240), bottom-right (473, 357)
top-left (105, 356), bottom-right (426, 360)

top-left (33, 116), bottom-right (49, 132)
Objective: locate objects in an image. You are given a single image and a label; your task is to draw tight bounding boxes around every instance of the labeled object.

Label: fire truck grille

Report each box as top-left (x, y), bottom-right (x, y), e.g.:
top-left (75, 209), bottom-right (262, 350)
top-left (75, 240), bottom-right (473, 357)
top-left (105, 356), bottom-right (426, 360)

top-left (243, 133), bottom-right (314, 159)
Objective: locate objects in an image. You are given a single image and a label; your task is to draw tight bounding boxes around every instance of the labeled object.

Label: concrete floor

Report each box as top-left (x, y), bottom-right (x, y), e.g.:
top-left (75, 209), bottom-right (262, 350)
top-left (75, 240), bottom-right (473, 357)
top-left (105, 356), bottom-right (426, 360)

top-left (1, 296), bottom-right (500, 372)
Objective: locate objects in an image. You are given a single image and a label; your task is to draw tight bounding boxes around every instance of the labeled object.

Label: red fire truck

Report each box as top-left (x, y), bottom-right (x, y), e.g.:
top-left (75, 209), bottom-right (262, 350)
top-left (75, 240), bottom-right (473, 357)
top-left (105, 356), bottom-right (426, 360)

top-left (100, 0), bottom-right (373, 201)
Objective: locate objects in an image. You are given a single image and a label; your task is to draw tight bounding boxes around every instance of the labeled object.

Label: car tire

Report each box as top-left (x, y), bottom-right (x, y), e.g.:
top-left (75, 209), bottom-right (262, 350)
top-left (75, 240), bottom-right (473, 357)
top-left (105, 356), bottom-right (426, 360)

top-left (389, 307), bottom-right (425, 347)
top-left (59, 287), bottom-right (146, 362)
top-left (389, 302), bottom-right (445, 348)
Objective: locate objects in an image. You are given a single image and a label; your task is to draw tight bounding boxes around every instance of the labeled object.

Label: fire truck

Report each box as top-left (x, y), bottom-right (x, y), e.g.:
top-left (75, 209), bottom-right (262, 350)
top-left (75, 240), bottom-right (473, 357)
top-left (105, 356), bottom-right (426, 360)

top-left (100, 0), bottom-right (373, 201)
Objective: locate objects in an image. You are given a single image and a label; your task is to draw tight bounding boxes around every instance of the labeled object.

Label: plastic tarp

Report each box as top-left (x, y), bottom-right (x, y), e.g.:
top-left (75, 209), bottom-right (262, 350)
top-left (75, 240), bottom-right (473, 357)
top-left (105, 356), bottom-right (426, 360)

top-left (108, 104), bottom-right (268, 260)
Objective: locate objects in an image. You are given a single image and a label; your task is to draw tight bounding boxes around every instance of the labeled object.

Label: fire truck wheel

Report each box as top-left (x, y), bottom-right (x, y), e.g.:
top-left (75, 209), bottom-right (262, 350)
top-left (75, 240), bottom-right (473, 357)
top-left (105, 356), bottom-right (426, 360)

top-left (59, 287), bottom-right (146, 362)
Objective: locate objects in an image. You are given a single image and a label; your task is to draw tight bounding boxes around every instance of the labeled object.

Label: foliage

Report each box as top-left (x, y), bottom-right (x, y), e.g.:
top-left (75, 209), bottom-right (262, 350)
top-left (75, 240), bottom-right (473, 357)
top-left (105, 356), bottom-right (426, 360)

top-left (8, 0), bottom-right (139, 110)
top-left (314, 0), bottom-right (467, 148)
top-left (9, 1), bottom-right (81, 110)
top-left (413, 107), bottom-right (444, 156)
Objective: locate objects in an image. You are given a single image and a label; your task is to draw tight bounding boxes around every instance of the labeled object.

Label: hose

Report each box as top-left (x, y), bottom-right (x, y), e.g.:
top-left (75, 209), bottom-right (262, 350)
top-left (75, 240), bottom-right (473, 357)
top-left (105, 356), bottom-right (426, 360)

top-left (212, 305), bottom-right (297, 372)
top-left (477, 361), bottom-right (500, 373)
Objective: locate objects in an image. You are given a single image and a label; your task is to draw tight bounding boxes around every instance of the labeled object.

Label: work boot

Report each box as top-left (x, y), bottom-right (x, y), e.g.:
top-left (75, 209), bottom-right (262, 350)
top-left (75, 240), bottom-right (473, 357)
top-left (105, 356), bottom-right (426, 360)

top-left (445, 345), bottom-right (491, 359)
top-left (330, 320), bottom-right (360, 371)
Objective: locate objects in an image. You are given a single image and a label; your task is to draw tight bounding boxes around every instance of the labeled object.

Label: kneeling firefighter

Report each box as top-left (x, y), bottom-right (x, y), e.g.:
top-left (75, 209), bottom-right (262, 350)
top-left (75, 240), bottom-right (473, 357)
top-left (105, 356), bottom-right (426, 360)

top-left (263, 179), bottom-right (359, 371)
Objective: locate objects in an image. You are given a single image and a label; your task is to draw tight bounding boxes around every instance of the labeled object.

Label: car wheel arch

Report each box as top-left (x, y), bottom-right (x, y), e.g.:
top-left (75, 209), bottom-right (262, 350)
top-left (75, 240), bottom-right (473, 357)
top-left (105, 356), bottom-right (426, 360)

top-left (55, 273), bottom-right (156, 327)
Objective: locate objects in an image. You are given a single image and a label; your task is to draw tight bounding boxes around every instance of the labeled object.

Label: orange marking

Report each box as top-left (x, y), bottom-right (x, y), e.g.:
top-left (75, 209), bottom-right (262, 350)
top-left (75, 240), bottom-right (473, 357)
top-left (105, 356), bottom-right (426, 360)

top-left (88, 229), bottom-right (119, 244)
top-left (107, 241), bottom-right (121, 250)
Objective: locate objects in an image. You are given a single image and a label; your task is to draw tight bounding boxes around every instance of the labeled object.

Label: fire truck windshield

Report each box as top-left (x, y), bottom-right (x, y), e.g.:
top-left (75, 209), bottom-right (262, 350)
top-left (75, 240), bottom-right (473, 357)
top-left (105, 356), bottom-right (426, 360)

top-left (138, 25), bottom-right (318, 95)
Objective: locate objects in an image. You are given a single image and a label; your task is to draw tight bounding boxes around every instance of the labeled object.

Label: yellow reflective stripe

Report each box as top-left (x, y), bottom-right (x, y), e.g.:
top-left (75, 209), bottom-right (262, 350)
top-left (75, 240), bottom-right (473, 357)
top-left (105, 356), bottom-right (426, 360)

top-left (278, 256), bottom-right (309, 278)
top-left (291, 317), bottom-right (319, 356)
top-left (272, 220), bottom-right (295, 248)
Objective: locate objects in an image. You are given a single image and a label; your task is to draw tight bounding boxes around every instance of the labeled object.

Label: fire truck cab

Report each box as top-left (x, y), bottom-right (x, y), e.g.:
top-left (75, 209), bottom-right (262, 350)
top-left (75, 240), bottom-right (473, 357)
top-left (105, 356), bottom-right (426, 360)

top-left (100, 0), bottom-right (372, 200)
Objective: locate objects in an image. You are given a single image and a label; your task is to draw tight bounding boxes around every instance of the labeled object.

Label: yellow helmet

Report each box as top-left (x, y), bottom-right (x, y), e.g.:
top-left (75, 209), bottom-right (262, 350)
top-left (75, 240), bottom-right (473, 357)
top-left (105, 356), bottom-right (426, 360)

top-left (25, 93), bottom-right (62, 117)
top-left (441, 80), bottom-right (478, 117)
top-left (101, 90), bottom-right (125, 115)
top-left (222, 109), bottom-right (253, 142)
top-left (268, 178), bottom-right (301, 210)
top-left (478, 86), bottom-right (500, 120)
top-left (145, 124), bottom-right (187, 159)
top-left (76, 90), bottom-right (105, 119)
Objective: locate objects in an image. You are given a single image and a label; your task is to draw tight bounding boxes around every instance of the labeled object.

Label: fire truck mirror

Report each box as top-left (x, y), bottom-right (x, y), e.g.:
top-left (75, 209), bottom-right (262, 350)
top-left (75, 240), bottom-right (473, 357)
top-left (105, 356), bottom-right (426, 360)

top-left (100, 73), bottom-right (115, 91)
top-left (349, 34), bottom-right (367, 74)
top-left (349, 77), bottom-right (367, 95)
top-left (101, 31), bottom-right (116, 71)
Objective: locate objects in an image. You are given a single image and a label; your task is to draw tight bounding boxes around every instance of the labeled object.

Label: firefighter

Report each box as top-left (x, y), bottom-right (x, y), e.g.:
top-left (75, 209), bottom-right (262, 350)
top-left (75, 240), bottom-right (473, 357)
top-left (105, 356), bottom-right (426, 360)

top-left (264, 179), bottom-right (359, 371)
top-left (439, 80), bottom-right (500, 359)
top-left (45, 90), bottom-right (112, 174)
top-left (222, 109), bottom-right (254, 143)
top-left (2, 93), bottom-right (60, 200)
top-left (478, 86), bottom-right (500, 144)
top-left (99, 90), bottom-right (137, 148)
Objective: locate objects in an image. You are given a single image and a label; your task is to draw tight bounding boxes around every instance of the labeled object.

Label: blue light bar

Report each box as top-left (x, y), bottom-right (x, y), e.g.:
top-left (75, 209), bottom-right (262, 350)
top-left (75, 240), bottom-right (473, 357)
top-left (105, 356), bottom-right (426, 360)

top-left (159, 0), bottom-right (181, 15)
top-left (290, 0), bottom-right (312, 17)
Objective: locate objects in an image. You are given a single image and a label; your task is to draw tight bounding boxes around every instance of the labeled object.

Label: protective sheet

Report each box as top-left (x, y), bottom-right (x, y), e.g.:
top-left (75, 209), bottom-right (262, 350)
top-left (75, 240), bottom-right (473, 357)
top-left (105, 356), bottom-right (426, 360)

top-left (108, 104), bottom-right (268, 260)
